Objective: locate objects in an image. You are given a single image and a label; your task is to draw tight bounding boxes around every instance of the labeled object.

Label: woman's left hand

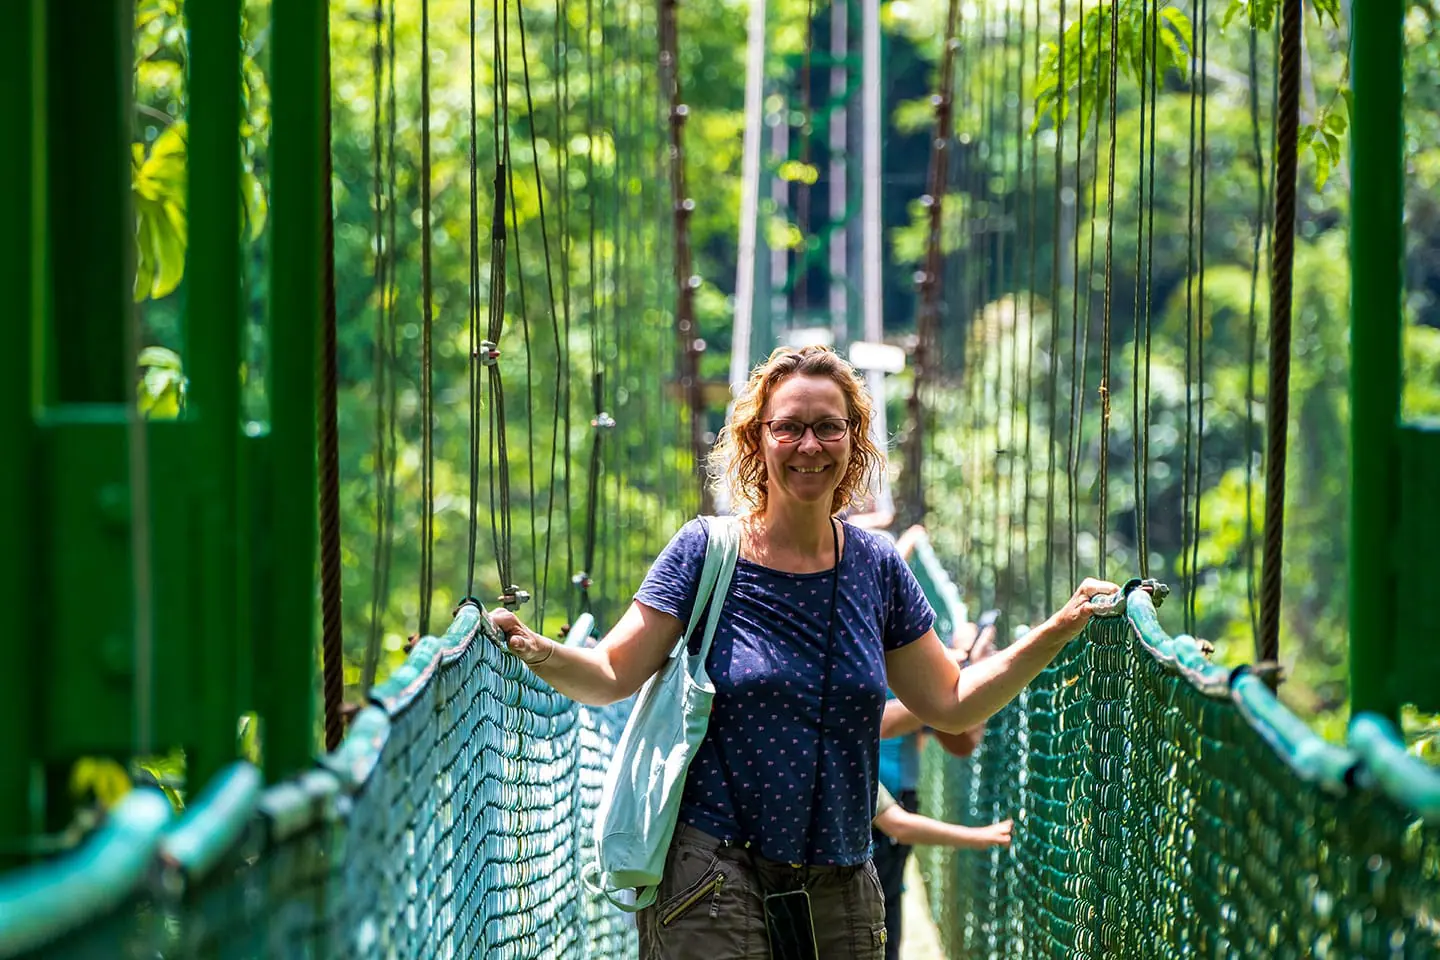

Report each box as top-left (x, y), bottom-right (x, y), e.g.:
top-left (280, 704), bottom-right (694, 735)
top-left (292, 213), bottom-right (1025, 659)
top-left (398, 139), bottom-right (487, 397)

top-left (1043, 578), bottom-right (1122, 646)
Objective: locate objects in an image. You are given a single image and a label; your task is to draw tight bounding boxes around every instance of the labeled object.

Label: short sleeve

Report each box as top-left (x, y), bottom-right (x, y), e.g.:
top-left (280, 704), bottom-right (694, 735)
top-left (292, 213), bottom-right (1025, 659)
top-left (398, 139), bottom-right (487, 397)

top-left (882, 541), bottom-right (937, 651)
top-left (875, 783), bottom-right (898, 817)
top-left (633, 518), bottom-right (708, 623)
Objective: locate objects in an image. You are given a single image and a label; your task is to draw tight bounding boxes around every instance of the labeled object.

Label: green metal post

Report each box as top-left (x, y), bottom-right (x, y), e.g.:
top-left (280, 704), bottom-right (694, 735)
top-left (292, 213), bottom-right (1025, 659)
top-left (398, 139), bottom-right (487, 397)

top-left (182, 0), bottom-right (244, 791)
top-left (1348, 0), bottom-right (1404, 722)
top-left (262, 0), bottom-right (325, 779)
top-left (45, 0), bottom-right (129, 404)
top-left (0, 0), bottom-right (41, 864)
top-left (37, 0), bottom-right (136, 772)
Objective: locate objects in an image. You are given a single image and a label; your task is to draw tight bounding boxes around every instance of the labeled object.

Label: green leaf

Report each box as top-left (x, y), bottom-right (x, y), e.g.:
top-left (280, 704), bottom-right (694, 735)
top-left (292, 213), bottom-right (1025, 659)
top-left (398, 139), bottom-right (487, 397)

top-left (132, 122), bottom-right (189, 302)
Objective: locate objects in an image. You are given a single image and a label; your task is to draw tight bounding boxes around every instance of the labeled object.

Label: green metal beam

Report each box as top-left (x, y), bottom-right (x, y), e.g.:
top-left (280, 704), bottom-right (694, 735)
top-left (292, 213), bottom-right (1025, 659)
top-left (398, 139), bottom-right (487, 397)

top-left (0, 0), bottom-right (42, 864)
top-left (1348, 0), bottom-right (1404, 722)
top-left (183, 0), bottom-right (244, 791)
top-left (262, 0), bottom-right (326, 779)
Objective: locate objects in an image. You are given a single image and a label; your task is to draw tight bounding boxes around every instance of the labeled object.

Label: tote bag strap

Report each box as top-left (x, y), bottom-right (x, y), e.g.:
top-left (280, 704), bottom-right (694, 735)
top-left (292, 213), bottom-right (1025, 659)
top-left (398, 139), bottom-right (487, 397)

top-left (666, 515), bottom-right (741, 669)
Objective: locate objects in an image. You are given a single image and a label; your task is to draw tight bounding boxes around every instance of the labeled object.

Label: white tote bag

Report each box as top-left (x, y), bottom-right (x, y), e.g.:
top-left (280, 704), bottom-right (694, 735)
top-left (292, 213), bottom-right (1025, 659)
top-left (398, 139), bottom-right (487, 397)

top-left (582, 515), bottom-right (740, 911)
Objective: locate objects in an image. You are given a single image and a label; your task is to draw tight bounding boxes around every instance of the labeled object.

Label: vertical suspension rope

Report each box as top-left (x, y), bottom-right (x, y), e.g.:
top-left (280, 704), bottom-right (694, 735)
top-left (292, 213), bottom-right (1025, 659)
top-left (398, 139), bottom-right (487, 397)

top-left (1097, 0), bottom-right (1119, 582)
top-left (382, 0), bottom-right (400, 627)
top-left (465, 0), bottom-right (483, 599)
top-left (1020, 0), bottom-right (1036, 613)
top-left (1131, 0), bottom-right (1151, 579)
top-left (557, 0), bottom-right (576, 613)
top-left (368, 3), bottom-right (391, 673)
top-left (1140, 0), bottom-right (1160, 581)
top-left (1075, 0), bottom-right (1103, 582)
top-left (319, 46), bottom-right (345, 752)
top-left (1192, 0), bottom-right (1209, 633)
top-left (488, 0), bottom-right (519, 607)
top-left (1044, 0), bottom-right (1066, 614)
top-left (976, 0), bottom-right (993, 606)
top-left (907, 0), bottom-right (961, 527)
top-left (793, 0), bottom-right (816, 315)
top-left (1259, 0), bottom-right (1302, 666)
top-left (1182, 0), bottom-right (1200, 634)
top-left (362, 0), bottom-right (401, 694)
top-left (659, 0), bottom-right (711, 511)
top-left (1066, 0), bottom-right (1086, 590)
top-left (998, 0), bottom-right (1015, 611)
top-left (512, 0), bottom-right (565, 629)
top-left (419, 0), bottom-right (435, 636)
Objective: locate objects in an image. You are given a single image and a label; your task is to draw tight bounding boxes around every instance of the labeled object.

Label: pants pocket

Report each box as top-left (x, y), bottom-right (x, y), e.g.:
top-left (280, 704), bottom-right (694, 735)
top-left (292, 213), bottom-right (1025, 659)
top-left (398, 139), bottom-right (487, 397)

top-left (658, 865), bottom-right (726, 927)
top-left (852, 862), bottom-right (888, 959)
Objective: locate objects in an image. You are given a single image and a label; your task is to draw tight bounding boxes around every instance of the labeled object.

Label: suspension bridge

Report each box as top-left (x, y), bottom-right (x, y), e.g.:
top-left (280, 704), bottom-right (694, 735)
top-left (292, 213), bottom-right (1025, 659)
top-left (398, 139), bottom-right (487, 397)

top-left (1, 0), bottom-right (1437, 957)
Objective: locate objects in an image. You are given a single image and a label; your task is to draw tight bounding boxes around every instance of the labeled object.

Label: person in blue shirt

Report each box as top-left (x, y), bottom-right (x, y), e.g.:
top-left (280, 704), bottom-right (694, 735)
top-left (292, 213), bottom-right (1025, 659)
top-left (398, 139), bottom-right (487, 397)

top-left (873, 530), bottom-right (999, 960)
top-left (491, 345), bottom-right (1117, 960)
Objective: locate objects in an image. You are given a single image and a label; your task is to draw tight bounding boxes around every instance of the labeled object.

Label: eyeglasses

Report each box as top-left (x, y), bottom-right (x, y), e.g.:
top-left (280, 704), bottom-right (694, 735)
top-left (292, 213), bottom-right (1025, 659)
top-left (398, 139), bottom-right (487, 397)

top-left (761, 417), bottom-right (852, 443)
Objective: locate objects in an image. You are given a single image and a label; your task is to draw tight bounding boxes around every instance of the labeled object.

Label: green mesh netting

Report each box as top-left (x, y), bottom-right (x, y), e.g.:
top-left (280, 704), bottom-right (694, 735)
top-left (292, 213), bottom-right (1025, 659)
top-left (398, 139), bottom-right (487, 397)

top-left (915, 593), bottom-right (1440, 959)
top-left (4, 605), bottom-right (638, 959)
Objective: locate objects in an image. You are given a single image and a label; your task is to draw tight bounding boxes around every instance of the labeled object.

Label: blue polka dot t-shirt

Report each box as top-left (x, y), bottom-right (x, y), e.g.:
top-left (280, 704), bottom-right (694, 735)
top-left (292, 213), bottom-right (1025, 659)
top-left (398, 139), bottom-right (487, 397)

top-left (634, 518), bottom-right (936, 866)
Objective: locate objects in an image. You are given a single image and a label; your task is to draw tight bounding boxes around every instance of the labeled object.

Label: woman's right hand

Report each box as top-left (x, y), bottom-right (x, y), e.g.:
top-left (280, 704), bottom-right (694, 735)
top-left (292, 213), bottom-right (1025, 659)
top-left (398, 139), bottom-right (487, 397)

top-left (977, 819), bottom-right (1014, 848)
top-left (489, 609), bottom-right (554, 666)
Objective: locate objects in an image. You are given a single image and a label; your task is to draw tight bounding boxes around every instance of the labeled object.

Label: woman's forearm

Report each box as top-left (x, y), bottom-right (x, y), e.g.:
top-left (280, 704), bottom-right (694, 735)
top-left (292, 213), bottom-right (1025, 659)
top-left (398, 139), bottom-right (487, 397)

top-left (879, 809), bottom-right (1000, 849)
top-left (518, 637), bottom-right (628, 705)
top-left (932, 618), bottom-right (1067, 732)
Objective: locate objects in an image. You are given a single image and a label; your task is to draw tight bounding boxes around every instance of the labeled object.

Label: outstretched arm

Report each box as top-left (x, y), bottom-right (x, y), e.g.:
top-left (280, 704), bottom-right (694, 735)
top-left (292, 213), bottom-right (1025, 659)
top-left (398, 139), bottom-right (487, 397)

top-left (490, 600), bottom-right (681, 706)
top-left (885, 579), bottom-right (1118, 733)
top-left (873, 807), bottom-right (1013, 850)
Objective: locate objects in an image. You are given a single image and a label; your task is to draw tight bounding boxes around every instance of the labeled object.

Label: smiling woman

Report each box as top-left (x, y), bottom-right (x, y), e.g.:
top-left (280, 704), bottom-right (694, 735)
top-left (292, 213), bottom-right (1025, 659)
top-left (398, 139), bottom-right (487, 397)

top-left (711, 345), bottom-right (884, 518)
top-left (488, 343), bottom-right (1118, 960)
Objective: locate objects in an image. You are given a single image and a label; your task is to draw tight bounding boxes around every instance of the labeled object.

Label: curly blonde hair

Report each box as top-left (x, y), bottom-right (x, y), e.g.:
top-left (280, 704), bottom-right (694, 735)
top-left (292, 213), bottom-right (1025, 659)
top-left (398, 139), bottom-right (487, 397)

top-left (708, 345), bottom-right (884, 516)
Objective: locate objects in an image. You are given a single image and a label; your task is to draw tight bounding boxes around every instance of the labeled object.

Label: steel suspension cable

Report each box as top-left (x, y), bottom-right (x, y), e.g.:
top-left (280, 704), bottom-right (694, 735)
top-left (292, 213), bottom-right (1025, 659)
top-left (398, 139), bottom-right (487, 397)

top-left (1244, 20), bottom-right (1276, 646)
top-left (1259, 0), bottom-right (1302, 667)
top-left (320, 42), bottom-right (345, 751)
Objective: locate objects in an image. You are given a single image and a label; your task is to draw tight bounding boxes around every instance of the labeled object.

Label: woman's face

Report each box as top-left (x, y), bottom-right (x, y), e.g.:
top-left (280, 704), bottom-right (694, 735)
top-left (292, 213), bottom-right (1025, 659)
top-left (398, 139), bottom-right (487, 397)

top-left (758, 374), bottom-right (852, 510)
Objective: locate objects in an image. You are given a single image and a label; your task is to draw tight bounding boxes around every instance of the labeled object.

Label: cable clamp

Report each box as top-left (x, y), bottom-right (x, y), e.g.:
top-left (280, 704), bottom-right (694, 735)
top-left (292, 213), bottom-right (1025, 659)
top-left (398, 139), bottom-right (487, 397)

top-left (499, 585), bottom-right (531, 609)
top-left (592, 412), bottom-right (616, 429)
top-left (1090, 578), bottom-right (1170, 618)
top-left (478, 340), bottom-right (501, 366)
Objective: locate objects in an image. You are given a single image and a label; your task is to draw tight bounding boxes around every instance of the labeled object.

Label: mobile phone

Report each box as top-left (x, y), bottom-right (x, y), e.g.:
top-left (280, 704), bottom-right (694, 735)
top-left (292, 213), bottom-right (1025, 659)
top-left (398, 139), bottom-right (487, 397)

top-left (763, 889), bottom-right (819, 960)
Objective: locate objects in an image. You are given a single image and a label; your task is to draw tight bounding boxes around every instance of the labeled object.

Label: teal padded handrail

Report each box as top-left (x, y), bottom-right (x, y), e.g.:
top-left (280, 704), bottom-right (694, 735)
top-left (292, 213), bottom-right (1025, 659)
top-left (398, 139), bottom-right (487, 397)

top-left (0, 789), bottom-right (171, 957)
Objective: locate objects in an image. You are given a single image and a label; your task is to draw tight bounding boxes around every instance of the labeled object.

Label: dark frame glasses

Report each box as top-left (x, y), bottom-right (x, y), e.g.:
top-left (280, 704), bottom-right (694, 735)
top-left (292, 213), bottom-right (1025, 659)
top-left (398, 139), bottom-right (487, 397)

top-left (760, 418), bottom-right (852, 443)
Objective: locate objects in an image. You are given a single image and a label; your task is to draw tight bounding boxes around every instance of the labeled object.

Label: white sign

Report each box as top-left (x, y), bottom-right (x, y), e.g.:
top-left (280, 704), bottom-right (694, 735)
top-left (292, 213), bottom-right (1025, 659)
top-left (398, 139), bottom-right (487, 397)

top-left (849, 340), bottom-right (906, 374)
